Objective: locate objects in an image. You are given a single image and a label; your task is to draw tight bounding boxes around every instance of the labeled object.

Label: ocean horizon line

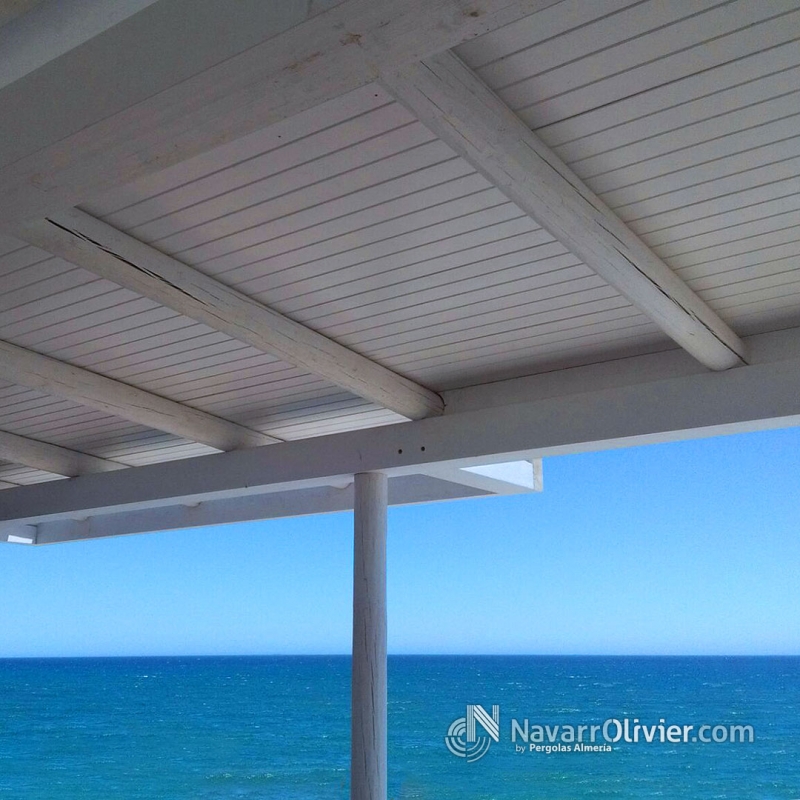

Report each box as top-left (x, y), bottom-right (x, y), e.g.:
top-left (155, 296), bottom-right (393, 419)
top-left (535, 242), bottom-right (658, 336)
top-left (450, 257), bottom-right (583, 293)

top-left (1, 652), bottom-right (798, 660)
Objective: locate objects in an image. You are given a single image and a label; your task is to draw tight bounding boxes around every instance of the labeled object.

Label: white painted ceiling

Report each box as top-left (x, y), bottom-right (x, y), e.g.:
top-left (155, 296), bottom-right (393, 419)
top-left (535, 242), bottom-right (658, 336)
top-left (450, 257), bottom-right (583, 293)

top-left (1, 0), bottom-right (799, 489)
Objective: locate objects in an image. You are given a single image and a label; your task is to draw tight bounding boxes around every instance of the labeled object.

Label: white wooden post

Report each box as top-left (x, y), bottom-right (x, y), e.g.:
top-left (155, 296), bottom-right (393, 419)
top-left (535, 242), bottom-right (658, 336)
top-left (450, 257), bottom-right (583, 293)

top-left (351, 471), bottom-right (388, 800)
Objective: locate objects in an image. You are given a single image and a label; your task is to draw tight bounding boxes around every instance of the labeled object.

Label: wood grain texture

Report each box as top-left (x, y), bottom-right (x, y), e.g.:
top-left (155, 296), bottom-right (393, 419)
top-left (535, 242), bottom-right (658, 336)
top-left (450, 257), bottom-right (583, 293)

top-left (0, 0), bottom-right (564, 223)
top-left (380, 51), bottom-right (748, 370)
top-left (351, 471), bottom-right (388, 800)
top-left (21, 209), bottom-right (444, 419)
top-left (0, 339), bottom-right (278, 450)
top-left (1, 327), bottom-right (799, 527)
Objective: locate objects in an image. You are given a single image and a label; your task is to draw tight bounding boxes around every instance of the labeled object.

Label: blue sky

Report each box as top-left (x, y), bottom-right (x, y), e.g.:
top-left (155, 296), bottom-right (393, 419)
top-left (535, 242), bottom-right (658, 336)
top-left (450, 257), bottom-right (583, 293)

top-left (1, 426), bottom-right (799, 657)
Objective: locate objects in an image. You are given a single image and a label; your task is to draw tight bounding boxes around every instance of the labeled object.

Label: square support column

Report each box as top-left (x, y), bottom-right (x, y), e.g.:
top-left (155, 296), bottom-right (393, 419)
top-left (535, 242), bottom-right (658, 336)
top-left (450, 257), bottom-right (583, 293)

top-left (351, 471), bottom-right (388, 800)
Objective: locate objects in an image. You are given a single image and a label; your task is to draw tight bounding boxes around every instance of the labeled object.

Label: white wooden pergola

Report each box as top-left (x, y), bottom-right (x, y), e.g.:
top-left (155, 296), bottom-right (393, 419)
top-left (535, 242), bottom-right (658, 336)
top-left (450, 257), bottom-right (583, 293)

top-left (2, 1), bottom-right (800, 796)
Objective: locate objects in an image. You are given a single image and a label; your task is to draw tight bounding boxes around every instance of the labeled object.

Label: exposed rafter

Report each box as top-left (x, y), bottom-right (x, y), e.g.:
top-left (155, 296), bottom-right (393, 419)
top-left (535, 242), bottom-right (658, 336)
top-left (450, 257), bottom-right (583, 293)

top-left (0, 429), bottom-right (126, 477)
top-left (0, 340), bottom-right (278, 451)
top-left (380, 52), bottom-right (748, 372)
top-left (0, 0), bottom-right (561, 223)
top-left (21, 209), bottom-right (444, 420)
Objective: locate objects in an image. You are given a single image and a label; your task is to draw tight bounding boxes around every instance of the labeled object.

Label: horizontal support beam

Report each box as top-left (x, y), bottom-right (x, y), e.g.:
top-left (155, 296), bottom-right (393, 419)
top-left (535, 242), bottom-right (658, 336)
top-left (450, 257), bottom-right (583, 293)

top-left (21, 209), bottom-right (443, 420)
top-left (380, 52), bottom-right (747, 371)
top-left (1, 327), bottom-right (798, 529)
top-left (17, 475), bottom-right (487, 545)
top-left (0, 339), bottom-right (278, 451)
top-left (0, 428), bottom-right (127, 477)
top-left (0, 0), bottom-right (560, 223)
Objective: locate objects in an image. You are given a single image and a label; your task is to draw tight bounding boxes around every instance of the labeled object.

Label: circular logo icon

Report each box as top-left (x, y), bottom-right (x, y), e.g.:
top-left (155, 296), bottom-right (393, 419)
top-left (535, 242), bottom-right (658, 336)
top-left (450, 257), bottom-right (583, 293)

top-left (445, 717), bottom-right (493, 762)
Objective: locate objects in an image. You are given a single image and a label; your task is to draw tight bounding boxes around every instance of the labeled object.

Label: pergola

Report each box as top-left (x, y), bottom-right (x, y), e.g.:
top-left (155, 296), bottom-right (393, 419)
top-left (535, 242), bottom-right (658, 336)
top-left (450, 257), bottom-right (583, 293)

top-left (2, 1), bottom-right (800, 796)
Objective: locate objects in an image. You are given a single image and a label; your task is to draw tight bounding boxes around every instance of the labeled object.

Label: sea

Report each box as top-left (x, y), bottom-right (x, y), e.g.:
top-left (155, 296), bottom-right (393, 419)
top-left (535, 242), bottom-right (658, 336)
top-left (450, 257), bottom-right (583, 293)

top-left (0, 655), bottom-right (797, 799)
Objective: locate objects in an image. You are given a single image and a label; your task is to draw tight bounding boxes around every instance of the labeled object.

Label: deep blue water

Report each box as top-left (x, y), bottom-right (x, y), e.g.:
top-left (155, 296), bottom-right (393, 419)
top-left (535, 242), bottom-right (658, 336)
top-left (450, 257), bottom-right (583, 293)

top-left (0, 656), bottom-right (797, 798)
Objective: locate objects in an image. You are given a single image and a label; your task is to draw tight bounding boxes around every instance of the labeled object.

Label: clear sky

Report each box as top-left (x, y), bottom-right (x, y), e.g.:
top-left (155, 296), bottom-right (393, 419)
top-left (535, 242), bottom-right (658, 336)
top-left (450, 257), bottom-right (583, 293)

top-left (1, 425), bottom-right (799, 657)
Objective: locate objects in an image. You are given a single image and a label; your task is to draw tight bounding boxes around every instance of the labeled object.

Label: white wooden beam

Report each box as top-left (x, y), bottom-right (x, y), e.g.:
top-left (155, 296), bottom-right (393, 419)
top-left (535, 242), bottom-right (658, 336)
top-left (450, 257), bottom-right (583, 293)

top-left (380, 52), bottom-right (748, 372)
top-left (0, 429), bottom-right (127, 477)
top-left (1, 327), bottom-right (798, 529)
top-left (21, 209), bottom-right (444, 420)
top-left (0, 480), bottom-right (20, 490)
top-left (0, 339), bottom-right (278, 451)
top-left (0, 0), bottom-right (561, 223)
top-left (15, 474), bottom-right (485, 545)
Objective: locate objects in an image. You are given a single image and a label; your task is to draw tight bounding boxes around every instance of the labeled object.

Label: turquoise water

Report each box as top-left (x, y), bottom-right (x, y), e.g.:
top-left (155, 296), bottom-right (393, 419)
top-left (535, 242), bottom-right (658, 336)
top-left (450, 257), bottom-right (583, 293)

top-left (0, 656), bottom-right (797, 798)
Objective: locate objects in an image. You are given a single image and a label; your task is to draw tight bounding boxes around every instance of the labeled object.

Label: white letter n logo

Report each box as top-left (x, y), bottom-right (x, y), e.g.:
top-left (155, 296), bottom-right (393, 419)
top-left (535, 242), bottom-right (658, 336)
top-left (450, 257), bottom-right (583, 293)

top-left (445, 703), bottom-right (500, 761)
top-left (467, 704), bottom-right (500, 743)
